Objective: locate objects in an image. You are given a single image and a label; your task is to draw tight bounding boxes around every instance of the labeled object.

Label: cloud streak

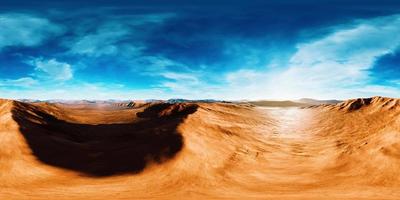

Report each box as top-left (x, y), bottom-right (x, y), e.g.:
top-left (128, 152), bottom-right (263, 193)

top-left (0, 7), bottom-right (399, 100)
top-left (30, 58), bottom-right (73, 81)
top-left (65, 14), bottom-right (175, 57)
top-left (0, 13), bottom-right (64, 50)
top-left (0, 77), bottom-right (38, 87)
top-left (219, 14), bottom-right (400, 100)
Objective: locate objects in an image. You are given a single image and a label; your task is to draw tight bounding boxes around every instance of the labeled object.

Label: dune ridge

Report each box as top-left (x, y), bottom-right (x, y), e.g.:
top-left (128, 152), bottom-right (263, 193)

top-left (310, 96), bottom-right (400, 112)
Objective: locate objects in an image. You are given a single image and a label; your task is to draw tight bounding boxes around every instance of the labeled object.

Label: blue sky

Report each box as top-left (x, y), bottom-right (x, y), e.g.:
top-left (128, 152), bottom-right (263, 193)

top-left (0, 0), bottom-right (399, 100)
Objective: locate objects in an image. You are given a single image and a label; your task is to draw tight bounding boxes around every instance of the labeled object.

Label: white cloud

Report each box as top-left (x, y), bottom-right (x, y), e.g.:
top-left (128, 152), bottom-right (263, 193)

top-left (0, 77), bottom-right (38, 87)
top-left (219, 14), bottom-right (400, 100)
top-left (0, 58), bottom-right (73, 91)
top-left (145, 15), bottom-right (400, 100)
top-left (0, 13), bottom-right (63, 50)
top-left (0, 83), bottom-right (166, 100)
top-left (136, 56), bottom-right (183, 71)
top-left (66, 14), bottom-right (174, 57)
top-left (30, 58), bottom-right (73, 81)
top-left (288, 14), bottom-right (400, 84)
top-left (161, 72), bottom-right (199, 82)
top-left (159, 71), bottom-right (201, 95)
top-left (2, 13), bottom-right (400, 100)
top-left (68, 22), bottom-right (131, 56)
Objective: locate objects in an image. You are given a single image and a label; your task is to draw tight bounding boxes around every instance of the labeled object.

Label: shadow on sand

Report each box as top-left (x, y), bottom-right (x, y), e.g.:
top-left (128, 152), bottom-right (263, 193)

top-left (12, 102), bottom-right (197, 177)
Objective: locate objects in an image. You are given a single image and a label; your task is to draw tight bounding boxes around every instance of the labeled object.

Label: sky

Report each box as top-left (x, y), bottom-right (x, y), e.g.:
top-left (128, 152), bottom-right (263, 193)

top-left (0, 0), bottom-right (399, 100)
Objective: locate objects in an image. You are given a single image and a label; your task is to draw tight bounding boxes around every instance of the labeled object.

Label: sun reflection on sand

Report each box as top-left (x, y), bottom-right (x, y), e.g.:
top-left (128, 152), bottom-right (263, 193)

top-left (258, 107), bottom-right (312, 138)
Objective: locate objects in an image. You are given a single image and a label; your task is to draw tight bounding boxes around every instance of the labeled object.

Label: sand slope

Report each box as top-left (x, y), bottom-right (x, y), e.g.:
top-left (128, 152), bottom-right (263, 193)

top-left (1, 97), bottom-right (400, 199)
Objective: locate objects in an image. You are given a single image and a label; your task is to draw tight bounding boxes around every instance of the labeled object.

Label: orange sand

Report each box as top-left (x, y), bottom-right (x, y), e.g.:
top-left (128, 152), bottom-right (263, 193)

top-left (1, 96), bottom-right (400, 199)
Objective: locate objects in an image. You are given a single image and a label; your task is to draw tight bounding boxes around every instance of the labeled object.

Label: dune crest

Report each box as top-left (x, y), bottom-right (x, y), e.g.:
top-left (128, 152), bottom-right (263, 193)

top-left (310, 96), bottom-right (400, 112)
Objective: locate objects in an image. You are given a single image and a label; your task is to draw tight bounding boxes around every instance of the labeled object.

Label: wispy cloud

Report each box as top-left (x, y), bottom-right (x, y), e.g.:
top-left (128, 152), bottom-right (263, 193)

top-left (29, 58), bottom-right (73, 81)
top-left (161, 72), bottom-right (199, 82)
top-left (0, 58), bottom-right (73, 91)
top-left (67, 22), bottom-right (133, 56)
top-left (289, 14), bottom-right (400, 83)
top-left (0, 77), bottom-right (38, 87)
top-left (1, 8), bottom-right (399, 100)
top-left (0, 83), bottom-right (166, 100)
top-left (131, 56), bottom-right (184, 73)
top-left (219, 14), bottom-right (400, 100)
top-left (65, 14), bottom-right (175, 57)
top-left (0, 13), bottom-right (64, 50)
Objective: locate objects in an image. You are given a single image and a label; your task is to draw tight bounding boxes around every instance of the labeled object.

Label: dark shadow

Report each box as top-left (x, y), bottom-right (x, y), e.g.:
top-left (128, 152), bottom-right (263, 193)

top-left (11, 102), bottom-right (197, 177)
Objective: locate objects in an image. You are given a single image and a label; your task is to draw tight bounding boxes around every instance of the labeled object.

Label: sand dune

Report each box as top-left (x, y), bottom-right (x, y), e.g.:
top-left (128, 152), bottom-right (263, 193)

top-left (1, 97), bottom-right (400, 199)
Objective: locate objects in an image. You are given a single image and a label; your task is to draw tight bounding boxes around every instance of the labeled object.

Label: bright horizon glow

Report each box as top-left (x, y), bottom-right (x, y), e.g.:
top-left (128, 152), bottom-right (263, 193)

top-left (0, 1), bottom-right (399, 100)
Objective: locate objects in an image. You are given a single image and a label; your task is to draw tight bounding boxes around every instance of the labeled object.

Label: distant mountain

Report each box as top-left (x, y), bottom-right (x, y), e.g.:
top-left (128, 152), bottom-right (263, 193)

top-left (248, 98), bottom-right (341, 107)
top-left (18, 98), bottom-right (340, 107)
top-left (247, 100), bottom-right (310, 107)
top-left (296, 98), bottom-right (342, 105)
top-left (166, 99), bottom-right (228, 103)
top-left (17, 99), bottom-right (43, 103)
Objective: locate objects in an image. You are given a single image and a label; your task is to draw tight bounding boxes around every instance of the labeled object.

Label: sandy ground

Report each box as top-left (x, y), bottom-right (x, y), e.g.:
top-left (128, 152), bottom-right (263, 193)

top-left (0, 97), bottom-right (400, 199)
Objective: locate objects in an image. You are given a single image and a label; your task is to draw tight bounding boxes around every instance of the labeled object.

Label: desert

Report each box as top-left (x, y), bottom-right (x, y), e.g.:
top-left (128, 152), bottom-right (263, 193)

top-left (1, 96), bottom-right (399, 199)
top-left (2, 1), bottom-right (400, 199)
